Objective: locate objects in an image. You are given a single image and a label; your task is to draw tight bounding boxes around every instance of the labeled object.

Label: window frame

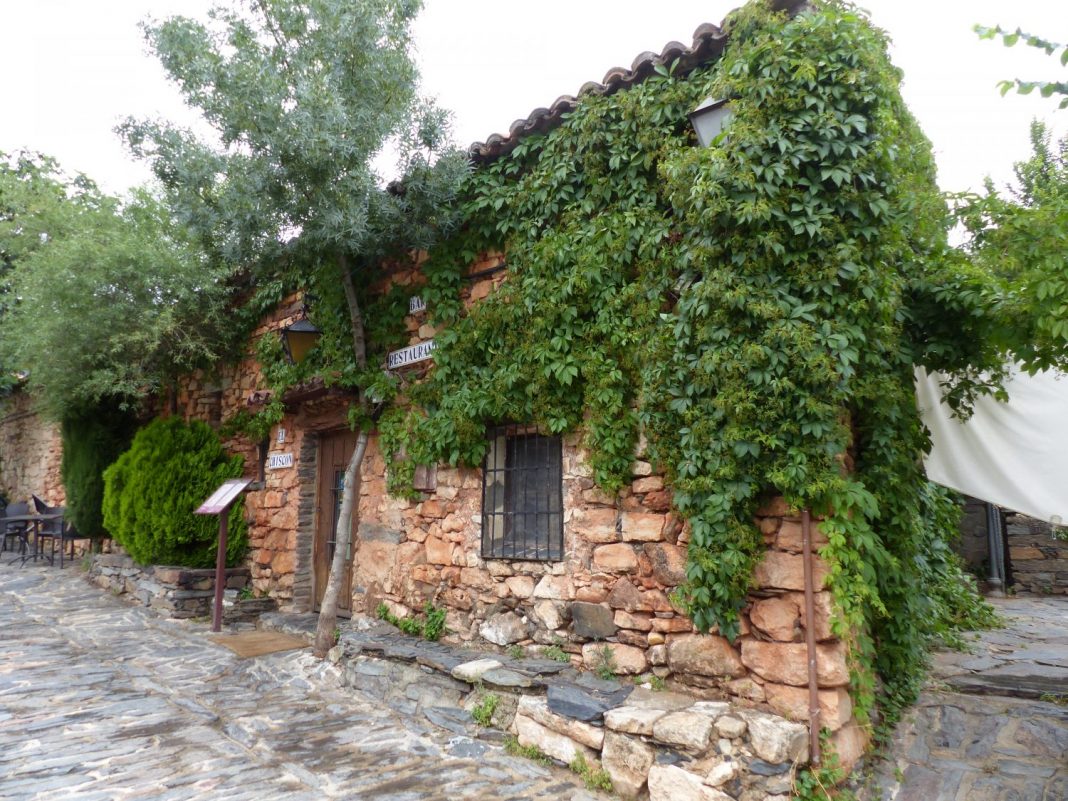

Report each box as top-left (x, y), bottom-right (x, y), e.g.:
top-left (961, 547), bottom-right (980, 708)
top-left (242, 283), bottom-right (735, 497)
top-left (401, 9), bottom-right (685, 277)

top-left (481, 424), bottom-right (564, 561)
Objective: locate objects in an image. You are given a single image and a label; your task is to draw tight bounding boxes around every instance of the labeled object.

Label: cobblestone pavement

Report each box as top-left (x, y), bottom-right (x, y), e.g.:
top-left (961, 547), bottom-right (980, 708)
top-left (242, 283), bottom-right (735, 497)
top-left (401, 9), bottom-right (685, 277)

top-left (0, 563), bottom-right (601, 801)
top-left (864, 596), bottom-right (1068, 801)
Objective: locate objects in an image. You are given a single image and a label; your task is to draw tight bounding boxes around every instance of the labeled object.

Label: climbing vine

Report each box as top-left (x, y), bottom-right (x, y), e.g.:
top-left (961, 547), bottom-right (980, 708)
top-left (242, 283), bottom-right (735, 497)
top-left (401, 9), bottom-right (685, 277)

top-left (381, 0), bottom-right (998, 726)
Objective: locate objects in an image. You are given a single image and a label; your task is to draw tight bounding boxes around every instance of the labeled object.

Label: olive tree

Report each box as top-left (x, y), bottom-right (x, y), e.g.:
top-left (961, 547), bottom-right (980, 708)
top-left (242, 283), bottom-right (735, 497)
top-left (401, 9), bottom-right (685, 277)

top-left (121, 0), bottom-right (466, 655)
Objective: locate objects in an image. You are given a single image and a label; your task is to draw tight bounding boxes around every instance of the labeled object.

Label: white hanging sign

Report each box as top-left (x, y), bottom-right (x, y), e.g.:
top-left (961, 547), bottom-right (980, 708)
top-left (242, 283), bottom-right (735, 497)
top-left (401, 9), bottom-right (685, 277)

top-left (387, 339), bottom-right (436, 370)
top-left (409, 295), bottom-right (427, 314)
top-left (267, 453), bottom-right (294, 470)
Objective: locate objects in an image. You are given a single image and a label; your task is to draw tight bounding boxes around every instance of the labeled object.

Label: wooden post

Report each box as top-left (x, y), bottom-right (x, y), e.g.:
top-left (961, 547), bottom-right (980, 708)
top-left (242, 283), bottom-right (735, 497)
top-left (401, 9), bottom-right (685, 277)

top-left (194, 478), bottom-right (253, 636)
top-left (212, 512), bottom-right (229, 633)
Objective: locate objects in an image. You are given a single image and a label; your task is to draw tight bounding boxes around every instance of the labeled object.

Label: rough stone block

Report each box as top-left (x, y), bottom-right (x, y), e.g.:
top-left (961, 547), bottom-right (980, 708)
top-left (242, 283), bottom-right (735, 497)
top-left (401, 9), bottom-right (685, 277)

top-left (571, 602), bottom-right (617, 639)
top-left (573, 507), bottom-right (620, 543)
top-left (651, 710), bottom-right (716, 751)
top-left (513, 714), bottom-right (596, 765)
top-left (516, 695), bottom-right (604, 750)
top-left (647, 765), bottom-right (733, 801)
top-left (602, 730), bottom-right (655, 798)
top-left (621, 512), bottom-right (665, 542)
top-left (738, 710), bottom-right (809, 763)
top-left (643, 542), bottom-right (687, 586)
top-left (479, 611), bottom-right (529, 646)
top-left (763, 683), bottom-right (853, 732)
top-left (750, 596), bottom-right (801, 642)
top-left (582, 642), bottom-right (647, 675)
top-left (740, 639), bottom-right (849, 687)
top-left (594, 544), bottom-right (639, 573)
top-left (667, 633), bottom-right (746, 678)
top-left (604, 705), bottom-right (668, 736)
top-left (753, 551), bottom-right (829, 592)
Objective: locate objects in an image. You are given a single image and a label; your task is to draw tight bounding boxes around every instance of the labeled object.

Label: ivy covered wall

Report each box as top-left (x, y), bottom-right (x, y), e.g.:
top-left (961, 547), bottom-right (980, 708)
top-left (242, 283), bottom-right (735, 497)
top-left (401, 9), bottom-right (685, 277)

top-left (382, 0), bottom-right (994, 726)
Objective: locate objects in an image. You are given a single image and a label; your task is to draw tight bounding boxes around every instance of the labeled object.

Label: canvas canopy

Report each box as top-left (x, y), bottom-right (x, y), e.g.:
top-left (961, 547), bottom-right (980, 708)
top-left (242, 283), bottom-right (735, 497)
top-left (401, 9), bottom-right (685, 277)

top-left (916, 367), bottom-right (1068, 526)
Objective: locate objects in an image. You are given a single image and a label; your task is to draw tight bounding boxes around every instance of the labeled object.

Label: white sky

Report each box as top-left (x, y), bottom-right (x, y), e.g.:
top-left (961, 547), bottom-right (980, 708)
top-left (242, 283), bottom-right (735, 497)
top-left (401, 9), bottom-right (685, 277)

top-left (1, 1), bottom-right (1064, 197)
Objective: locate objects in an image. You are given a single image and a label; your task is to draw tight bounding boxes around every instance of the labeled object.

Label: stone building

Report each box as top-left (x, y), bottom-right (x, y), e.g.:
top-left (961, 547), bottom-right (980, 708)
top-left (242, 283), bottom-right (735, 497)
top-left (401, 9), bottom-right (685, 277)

top-left (1, 0), bottom-right (886, 775)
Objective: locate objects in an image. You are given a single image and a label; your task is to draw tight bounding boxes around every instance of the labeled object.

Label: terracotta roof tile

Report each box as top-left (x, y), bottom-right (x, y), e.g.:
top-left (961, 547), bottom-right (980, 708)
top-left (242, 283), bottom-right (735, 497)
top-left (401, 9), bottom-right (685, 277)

top-left (467, 0), bottom-right (806, 164)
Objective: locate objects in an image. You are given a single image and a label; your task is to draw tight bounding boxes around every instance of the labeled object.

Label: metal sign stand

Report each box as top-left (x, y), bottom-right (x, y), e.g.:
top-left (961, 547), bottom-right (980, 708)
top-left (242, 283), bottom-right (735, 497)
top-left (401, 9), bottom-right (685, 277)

top-left (194, 478), bottom-right (254, 633)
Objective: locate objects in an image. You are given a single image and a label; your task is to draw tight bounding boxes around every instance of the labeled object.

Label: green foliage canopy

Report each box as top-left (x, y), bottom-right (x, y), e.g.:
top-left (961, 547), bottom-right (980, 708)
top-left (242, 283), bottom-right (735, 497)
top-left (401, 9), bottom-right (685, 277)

top-left (0, 156), bottom-right (235, 419)
top-left (953, 121), bottom-right (1068, 373)
top-left (382, 0), bottom-right (996, 725)
top-left (102, 417), bottom-right (247, 567)
top-left (121, 0), bottom-right (467, 418)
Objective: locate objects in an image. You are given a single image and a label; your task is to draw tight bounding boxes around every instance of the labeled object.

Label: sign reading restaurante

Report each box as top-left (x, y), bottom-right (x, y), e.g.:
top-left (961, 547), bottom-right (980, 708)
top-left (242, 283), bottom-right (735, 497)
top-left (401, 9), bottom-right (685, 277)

top-left (387, 339), bottom-right (435, 370)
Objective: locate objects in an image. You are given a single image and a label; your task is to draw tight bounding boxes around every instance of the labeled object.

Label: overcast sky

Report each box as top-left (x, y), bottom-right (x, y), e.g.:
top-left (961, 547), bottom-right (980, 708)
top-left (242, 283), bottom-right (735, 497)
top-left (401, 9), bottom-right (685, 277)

top-left (1, 0), bottom-right (1064, 197)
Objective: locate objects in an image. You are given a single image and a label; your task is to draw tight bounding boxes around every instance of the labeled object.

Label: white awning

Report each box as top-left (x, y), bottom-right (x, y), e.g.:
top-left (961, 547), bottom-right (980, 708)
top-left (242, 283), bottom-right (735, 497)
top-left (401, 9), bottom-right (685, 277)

top-left (916, 366), bottom-right (1068, 525)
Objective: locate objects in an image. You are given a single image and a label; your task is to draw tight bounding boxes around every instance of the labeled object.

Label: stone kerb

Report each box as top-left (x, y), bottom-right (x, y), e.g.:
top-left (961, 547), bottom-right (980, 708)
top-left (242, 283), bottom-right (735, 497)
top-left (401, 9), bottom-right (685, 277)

top-left (88, 552), bottom-right (250, 619)
top-left (272, 615), bottom-right (815, 801)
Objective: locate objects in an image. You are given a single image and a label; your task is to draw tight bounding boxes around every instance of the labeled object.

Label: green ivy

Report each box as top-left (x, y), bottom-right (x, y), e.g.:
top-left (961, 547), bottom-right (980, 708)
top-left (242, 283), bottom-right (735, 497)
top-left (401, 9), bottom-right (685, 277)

top-left (381, 0), bottom-right (998, 729)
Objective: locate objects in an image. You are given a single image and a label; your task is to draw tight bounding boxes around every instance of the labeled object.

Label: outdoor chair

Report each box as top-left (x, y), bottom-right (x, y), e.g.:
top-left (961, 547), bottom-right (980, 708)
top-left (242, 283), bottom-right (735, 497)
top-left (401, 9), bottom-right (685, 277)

top-left (2, 501), bottom-right (31, 559)
top-left (32, 495), bottom-right (79, 567)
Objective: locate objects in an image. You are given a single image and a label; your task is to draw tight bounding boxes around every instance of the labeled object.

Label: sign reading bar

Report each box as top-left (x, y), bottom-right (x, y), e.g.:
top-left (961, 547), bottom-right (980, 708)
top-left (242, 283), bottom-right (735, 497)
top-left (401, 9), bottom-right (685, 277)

top-left (408, 295), bottom-right (427, 314)
top-left (267, 453), bottom-right (294, 470)
top-left (387, 339), bottom-right (435, 370)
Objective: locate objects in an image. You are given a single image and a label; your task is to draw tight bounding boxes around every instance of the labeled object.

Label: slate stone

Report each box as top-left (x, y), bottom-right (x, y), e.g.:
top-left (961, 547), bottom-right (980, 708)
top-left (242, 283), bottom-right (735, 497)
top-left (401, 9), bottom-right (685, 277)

top-left (511, 658), bottom-right (572, 676)
top-left (480, 668), bottom-right (534, 689)
top-left (546, 684), bottom-right (614, 722)
top-left (575, 672), bottom-right (623, 694)
top-left (946, 662), bottom-right (1068, 699)
top-left (570, 602), bottom-right (617, 639)
top-left (447, 737), bottom-right (489, 759)
top-left (748, 759), bottom-right (790, 776)
top-left (653, 749), bottom-right (686, 766)
top-left (423, 705), bottom-right (474, 736)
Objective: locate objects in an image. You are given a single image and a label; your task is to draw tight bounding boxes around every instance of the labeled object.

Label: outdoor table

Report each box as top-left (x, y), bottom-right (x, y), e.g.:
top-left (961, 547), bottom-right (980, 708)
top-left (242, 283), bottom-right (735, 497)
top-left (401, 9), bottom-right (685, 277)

top-left (3, 513), bottom-right (64, 566)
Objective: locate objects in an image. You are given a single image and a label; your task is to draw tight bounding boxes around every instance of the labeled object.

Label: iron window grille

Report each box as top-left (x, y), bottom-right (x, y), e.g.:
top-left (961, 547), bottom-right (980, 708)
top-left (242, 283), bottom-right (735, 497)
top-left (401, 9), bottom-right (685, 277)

top-left (481, 425), bottom-right (564, 561)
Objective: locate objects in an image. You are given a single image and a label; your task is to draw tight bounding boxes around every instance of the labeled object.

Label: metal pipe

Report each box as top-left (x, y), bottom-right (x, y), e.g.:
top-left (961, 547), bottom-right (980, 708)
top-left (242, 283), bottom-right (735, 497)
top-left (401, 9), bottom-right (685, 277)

top-left (986, 502), bottom-right (1005, 593)
top-left (801, 509), bottom-right (822, 766)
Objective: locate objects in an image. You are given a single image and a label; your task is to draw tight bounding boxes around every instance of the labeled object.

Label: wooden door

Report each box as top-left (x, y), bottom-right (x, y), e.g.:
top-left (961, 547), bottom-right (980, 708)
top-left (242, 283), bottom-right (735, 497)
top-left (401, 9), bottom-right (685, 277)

top-left (314, 430), bottom-right (357, 614)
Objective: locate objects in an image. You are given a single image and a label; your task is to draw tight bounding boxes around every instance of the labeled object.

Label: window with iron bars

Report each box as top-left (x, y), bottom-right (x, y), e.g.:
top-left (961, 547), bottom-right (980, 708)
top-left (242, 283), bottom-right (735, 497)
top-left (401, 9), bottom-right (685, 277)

top-left (481, 425), bottom-right (563, 561)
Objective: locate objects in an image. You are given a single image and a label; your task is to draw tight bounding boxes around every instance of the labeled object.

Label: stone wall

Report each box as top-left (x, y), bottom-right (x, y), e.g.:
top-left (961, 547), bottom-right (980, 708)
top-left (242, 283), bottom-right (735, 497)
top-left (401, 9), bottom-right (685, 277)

top-left (0, 390), bottom-right (65, 507)
top-left (954, 497), bottom-right (1067, 595)
top-left (1005, 512), bottom-right (1068, 595)
top-left (88, 552), bottom-right (250, 618)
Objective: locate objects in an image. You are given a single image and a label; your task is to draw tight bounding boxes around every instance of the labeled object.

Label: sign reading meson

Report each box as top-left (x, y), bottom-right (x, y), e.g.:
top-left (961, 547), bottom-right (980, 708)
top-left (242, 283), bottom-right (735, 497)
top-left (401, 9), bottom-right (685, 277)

top-left (267, 453), bottom-right (294, 469)
top-left (387, 339), bottom-right (435, 370)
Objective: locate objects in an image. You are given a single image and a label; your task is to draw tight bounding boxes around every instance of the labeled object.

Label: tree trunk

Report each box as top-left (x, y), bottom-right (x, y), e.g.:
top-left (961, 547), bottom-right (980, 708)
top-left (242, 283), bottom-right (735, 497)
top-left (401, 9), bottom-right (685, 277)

top-left (313, 253), bottom-right (371, 658)
top-left (313, 429), bottom-right (369, 656)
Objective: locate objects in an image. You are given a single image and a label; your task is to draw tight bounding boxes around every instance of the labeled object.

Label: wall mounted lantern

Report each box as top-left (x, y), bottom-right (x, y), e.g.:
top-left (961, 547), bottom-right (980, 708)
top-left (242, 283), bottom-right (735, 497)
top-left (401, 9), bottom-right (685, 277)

top-left (279, 301), bottom-right (322, 365)
top-left (689, 97), bottom-right (733, 147)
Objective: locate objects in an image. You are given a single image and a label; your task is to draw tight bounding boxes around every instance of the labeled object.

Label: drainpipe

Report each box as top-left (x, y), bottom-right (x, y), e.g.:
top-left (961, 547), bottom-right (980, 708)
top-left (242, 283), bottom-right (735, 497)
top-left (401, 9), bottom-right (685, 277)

top-left (985, 502), bottom-right (1005, 595)
top-left (801, 509), bottom-right (822, 766)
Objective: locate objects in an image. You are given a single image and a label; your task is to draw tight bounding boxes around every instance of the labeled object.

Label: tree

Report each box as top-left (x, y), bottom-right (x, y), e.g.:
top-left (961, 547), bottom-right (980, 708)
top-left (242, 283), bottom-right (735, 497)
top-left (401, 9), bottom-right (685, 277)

top-left (975, 25), bottom-right (1068, 108)
top-left (953, 121), bottom-right (1068, 373)
top-left (0, 153), bottom-right (101, 396)
top-left (122, 0), bottom-right (466, 655)
top-left (0, 180), bottom-right (235, 420)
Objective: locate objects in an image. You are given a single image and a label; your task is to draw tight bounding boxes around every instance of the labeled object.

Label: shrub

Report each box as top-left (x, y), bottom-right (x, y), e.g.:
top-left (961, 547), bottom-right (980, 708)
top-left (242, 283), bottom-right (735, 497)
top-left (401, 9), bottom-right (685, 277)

top-left (61, 402), bottom-right (138, 538)
top-left (102, 417), bottom-right (247, 567)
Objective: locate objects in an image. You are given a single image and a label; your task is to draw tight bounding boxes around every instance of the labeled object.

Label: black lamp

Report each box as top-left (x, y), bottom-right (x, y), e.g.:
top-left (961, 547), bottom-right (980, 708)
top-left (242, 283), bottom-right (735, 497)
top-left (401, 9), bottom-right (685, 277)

top-left (689, 97), bottom-right (733, 147)
top-left (280, 302), bottom-right (321, 365)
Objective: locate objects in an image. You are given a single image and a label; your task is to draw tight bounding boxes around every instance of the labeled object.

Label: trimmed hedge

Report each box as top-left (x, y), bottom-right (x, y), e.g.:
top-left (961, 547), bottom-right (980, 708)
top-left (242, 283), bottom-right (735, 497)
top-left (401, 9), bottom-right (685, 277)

top-left (102, 417), bottom-right (247, 567)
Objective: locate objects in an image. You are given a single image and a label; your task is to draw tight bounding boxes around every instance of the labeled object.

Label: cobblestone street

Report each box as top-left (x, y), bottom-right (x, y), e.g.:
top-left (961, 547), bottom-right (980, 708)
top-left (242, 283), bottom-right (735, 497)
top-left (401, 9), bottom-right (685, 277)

top-left (865, 596), bottom-right (1068, 801)
top-left (0, 564), bottom-right (598, 801)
